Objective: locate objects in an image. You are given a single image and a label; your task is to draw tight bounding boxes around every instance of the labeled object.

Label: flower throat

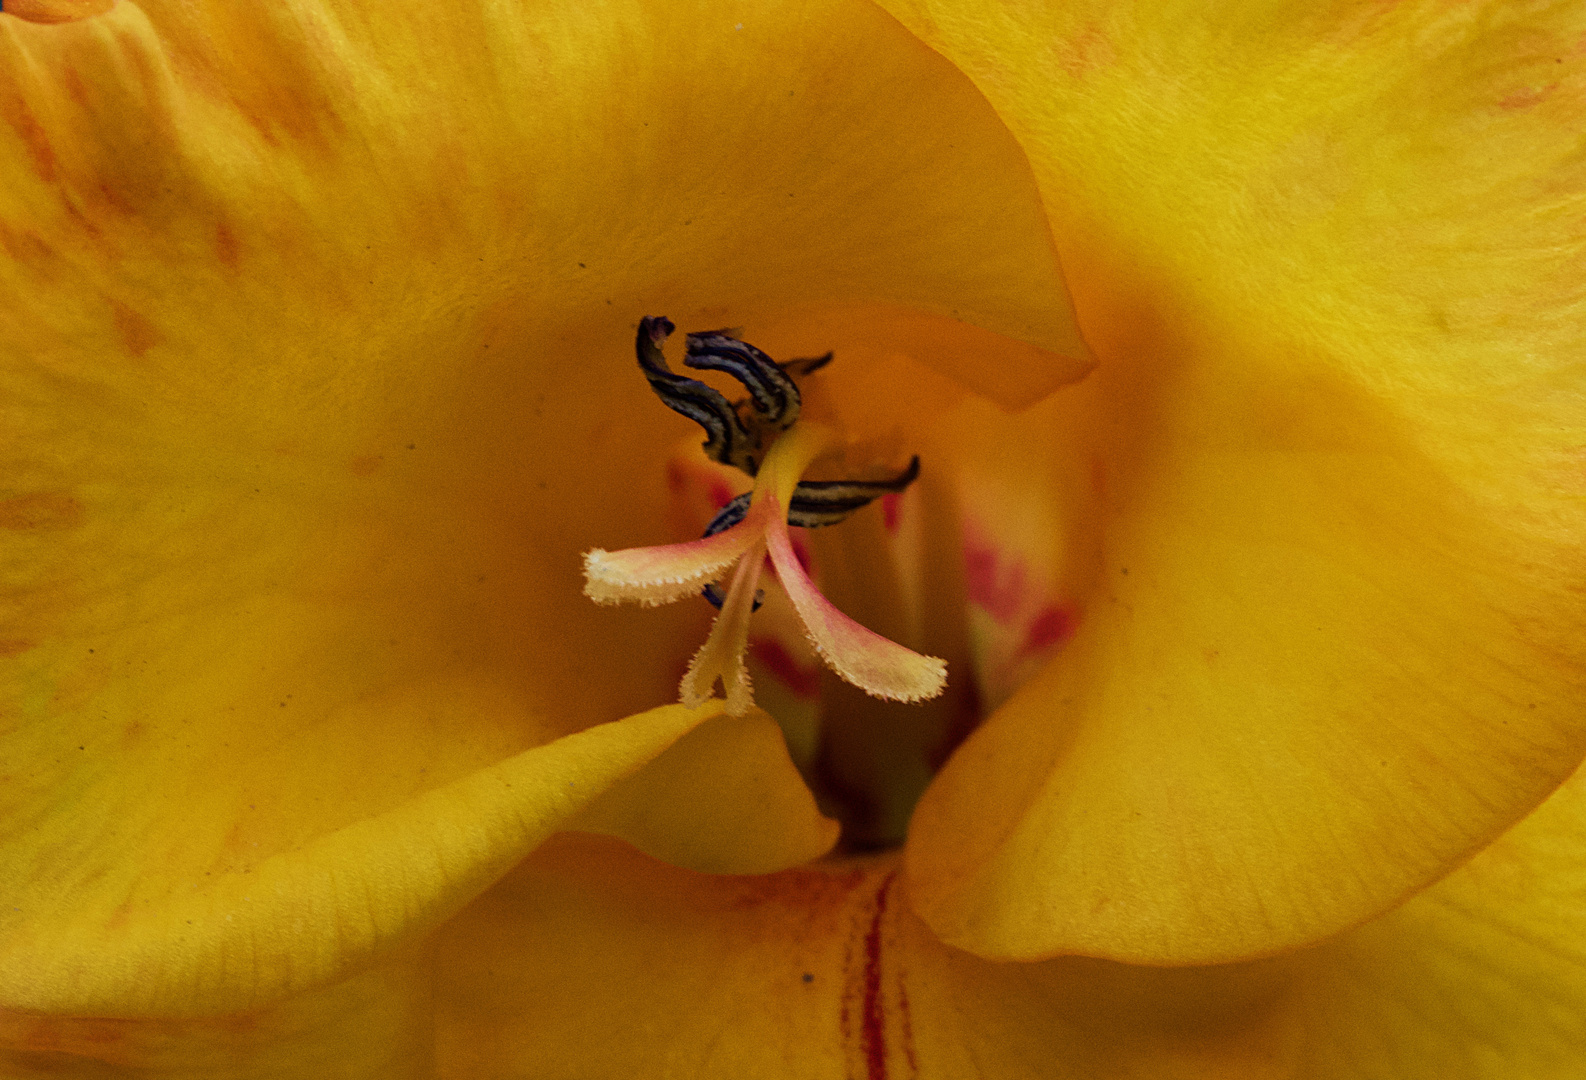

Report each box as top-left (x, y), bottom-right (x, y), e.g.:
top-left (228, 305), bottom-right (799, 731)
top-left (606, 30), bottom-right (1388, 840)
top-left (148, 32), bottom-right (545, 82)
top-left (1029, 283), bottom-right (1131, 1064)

top-left (584, 316), bottom-right (947, 722)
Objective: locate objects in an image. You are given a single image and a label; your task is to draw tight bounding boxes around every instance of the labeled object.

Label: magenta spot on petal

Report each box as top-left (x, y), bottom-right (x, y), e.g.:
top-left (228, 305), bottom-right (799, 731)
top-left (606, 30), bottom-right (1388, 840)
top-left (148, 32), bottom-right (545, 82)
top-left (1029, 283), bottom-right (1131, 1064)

top-left (963, 537), bottom-right (1025, 623)
top-left (880, 493), bottom-right (901, 533)
top-left (710, 480), bottom-right (735, 509)
top-left (748, 637), bottom-right (822, 698)
top-left (1022, 604), bottom-right (1076, 655)
top-left (1498, 83), bottom-right (1557, 110)
top-left (665, 460), bottom-right (687, 493)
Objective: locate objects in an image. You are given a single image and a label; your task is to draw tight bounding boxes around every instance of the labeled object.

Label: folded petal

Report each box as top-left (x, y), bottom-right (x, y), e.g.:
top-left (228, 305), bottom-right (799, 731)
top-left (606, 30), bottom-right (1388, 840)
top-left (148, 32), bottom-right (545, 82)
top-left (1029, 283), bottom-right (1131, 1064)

top-left (0, 701), bottom-right (718, 1015)
top-left (433, 761), bottom-right (1586, 1078)
top-left (882, 0), bottom-right (1586, 961)
top-left (571, 707), bottom-right (839, 875)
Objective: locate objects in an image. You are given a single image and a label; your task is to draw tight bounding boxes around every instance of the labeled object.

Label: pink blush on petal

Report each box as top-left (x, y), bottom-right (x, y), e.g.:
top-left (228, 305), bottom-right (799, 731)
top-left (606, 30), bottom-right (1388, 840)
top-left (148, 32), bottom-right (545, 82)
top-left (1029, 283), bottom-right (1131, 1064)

top-left (1022, 604), bottom-right (1077, 655)
top-left (880, 493), bottom-right (902, 533)
top-left (748, 637), bottom-right (823, 699)
top-left (963, 536), bottom-right (1026, 624)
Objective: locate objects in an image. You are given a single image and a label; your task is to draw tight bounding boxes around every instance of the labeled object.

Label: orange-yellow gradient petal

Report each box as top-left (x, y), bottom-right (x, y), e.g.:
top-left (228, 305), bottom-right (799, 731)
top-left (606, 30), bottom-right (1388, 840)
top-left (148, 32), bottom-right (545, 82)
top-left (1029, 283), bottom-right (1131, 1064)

top-left (876, 0), bottom-right (1586, 962)
top-left (0, 0), bottom-right (1084, 1020)
top-left (432, 764), bottom-right (1586, 1078)
top-left (1, 957), bottom-right (436, 1079)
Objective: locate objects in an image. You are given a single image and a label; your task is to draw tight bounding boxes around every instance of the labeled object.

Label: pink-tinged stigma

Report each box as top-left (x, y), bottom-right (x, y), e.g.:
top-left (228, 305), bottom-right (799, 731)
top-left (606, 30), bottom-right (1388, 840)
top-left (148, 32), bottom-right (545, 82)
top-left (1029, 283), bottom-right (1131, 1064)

top-left (583, 496), bottom-right (776, 607)
top-left (582, 317), bottom-right (946, 716)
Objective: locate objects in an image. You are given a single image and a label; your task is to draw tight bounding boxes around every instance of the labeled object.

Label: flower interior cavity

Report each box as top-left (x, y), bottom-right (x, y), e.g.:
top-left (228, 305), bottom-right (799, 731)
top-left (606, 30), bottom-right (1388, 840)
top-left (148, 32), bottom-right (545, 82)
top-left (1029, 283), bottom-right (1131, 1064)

top-left (583, 317), bottom-right (946, 716)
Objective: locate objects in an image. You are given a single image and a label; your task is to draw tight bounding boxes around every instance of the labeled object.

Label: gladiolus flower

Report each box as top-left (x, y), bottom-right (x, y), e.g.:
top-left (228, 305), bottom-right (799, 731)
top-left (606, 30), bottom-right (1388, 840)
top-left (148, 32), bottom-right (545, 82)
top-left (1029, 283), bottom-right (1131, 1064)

top-left (2, 0), bottom-right (1585, 1077)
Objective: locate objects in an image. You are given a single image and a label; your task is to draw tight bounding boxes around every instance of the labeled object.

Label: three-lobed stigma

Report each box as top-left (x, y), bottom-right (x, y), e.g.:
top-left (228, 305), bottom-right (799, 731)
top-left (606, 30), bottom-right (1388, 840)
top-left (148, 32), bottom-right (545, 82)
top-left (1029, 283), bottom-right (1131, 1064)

top-left (583, 317), bottom-right (946, 716)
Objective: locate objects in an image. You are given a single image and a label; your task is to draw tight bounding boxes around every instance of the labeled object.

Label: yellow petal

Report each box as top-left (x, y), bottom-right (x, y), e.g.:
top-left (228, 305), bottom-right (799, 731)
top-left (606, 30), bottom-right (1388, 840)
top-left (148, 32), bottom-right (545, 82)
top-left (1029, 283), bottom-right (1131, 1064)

top-left (0, 0), bottom-right (1087, 1017)
top-left (432, 761), bottom-right (1586, 1078)
top-left (571, 707), bottom-right (838, 875)
top-left (879, 0), bottom-right (1586, 961)
top-left (0, 701), bottom-right (717, 1015)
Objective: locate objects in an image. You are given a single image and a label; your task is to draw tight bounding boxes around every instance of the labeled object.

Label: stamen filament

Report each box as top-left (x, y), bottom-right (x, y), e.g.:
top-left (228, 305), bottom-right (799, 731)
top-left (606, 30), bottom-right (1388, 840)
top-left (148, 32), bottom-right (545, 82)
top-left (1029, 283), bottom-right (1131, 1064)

top-left (754, 419), bottom-right (839, 508)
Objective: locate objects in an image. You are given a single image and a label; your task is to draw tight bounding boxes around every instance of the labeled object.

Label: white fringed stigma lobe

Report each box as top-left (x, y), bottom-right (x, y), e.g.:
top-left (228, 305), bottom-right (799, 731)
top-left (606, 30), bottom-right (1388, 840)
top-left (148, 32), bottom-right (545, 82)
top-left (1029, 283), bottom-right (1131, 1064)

top-left (583, 420), bottom-right (946, 716)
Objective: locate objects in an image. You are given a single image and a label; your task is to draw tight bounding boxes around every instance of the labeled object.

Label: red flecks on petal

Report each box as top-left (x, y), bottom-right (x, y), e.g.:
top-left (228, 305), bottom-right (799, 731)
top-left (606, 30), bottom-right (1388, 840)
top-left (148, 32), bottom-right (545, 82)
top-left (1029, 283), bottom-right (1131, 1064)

top-left (1499, 83), bottom-right (1558, 109)
top-left (789, 527), bottom-right (814, 576)
top-left (1089, 454), bottom-right (1107, 497)
top-left (747, 637), bottom-right (822, 699)
top-left (2, 0), bottom-right (113, 23)
top-left (665, 459), bottom-right (687, 494)
top-left (215, 220), bottom-right (240, 270)
top-left (0, 640), bottom-right (34, 657)
top-left (1021, 603), bottom-right (1077, 655)
top-left (897, 971), bottom-right (918, 1078)
top-left (880, 493), bottom-right (902, 534)
top-left (1054, 22), bottom-right (1117, 79)
top-left (0, 219), bottom-right (55, 264)
top-left (0, 492), bottom-right (83, 531)
top-left (1, 94), bottom-right (56, 182)
top-left (664, 453), bottom-right (746, 531)
top-left (841, 872), bottom-right (915, 1080)
top-left (963, 536), bottom-right (1025, 624)
top-left (348, 454), bottom-right (382, 477)
top-left (110, 299), bottom-right (161, 358)
top-left (862, 875), bottom-right (891, 1080)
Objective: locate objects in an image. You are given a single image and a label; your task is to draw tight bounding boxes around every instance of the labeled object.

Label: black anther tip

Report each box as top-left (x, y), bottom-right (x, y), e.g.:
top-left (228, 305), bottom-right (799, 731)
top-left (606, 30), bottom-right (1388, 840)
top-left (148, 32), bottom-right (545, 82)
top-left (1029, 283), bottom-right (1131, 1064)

top-left (640, 315), bottom-right (675, 344)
